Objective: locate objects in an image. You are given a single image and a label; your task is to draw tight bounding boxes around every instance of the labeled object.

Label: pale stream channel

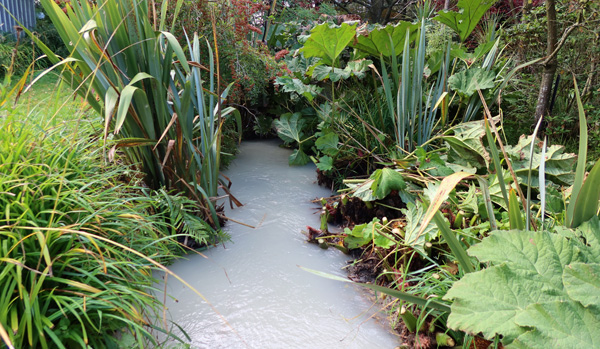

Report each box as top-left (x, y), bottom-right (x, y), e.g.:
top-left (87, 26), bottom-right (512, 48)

top-left (155, 140), bottom-right (399, 348)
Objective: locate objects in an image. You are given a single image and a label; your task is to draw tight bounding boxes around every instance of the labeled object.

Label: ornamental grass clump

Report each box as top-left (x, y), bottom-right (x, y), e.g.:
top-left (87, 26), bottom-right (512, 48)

top-left (0, 107), bottom-right (190, 348)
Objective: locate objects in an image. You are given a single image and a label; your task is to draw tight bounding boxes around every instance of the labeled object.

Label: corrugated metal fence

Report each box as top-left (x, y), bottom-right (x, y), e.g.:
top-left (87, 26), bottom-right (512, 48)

top-left (0, 0), bottom-right (36, 35)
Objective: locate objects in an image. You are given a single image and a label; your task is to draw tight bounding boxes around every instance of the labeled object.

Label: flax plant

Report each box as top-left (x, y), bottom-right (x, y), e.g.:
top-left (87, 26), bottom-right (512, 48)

top-left (31, 0), bottom-right (239, 229)
top-left (380, 20), bottom-right (449, 153)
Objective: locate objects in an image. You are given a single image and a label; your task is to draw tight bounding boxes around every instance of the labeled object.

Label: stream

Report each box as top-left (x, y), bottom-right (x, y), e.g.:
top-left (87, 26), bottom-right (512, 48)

top-left (155, 140), bottom-right (399, 348)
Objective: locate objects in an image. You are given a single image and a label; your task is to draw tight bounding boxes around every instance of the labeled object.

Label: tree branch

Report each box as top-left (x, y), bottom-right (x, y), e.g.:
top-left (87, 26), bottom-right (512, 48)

top-left (542, 21), bottom-right (584, 66)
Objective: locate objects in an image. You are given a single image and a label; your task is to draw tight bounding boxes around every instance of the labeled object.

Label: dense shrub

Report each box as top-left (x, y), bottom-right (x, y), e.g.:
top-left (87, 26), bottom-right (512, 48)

top-left (156, 0), bottom-right (285, 108)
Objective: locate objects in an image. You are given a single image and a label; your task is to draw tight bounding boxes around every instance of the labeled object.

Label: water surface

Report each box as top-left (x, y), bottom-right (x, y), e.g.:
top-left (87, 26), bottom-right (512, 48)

top-left (156, 140), bottom-right (398, 348)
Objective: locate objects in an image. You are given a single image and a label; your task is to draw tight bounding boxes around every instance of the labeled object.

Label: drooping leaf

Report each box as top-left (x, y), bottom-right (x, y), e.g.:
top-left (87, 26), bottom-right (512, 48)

top-left (344, 59), bottom-right (372, 79)
top-left (343, 219), bottom-right (395, 249)
top-left (299, 22), bottom-right (357, 66)
top-left (328, 67), bottom-right (352, 82)
top-left (506, 135), bottom-right (577, 187)
top-left (448, 67), bottom-right (496, 98)
top-left (311, 64), bottom-right (333, 81)
top-left (443, 118), bottom-right (492, 169)
top-left (433, 0), bottom-right (498, 42)
top-left (401, 202), bottom-right (439, 255)
top-left (289, 148), bottom-right (310, 166)
top-left (346, 180), bottom-right (378, 202)
top-left (370, 168), bottom-right (406, 199)
top-left (274, 112), bottom-right (305, 144)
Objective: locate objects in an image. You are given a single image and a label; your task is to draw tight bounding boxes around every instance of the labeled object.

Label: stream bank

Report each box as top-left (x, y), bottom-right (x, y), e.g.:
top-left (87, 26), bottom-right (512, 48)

top-left (155, 140), bottom-right (398, 348)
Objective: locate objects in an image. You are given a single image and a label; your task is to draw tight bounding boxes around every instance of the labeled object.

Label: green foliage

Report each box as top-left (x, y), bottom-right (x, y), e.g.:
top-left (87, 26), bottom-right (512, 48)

top-left (401, 202), bottom-right (439, 255)
top-left (448, 67), bottom-right (496, 98)
top-left (274, 76), bottom-right (322, 101)
top-left (378, 20), bottom-right (450, 152)
top-left (370, 168), bottom-right (407, 199)
top-left (35, 0), bottom-right (238, 229)
top-left (298, 22), bottom-right (357, 66)
top-left (0, 39), bottom-right (35, 78)
top-left (434, 0), bottom-right (498, 42)
top-left (351, 21), bottom-right (419, 59)
top-left (444, 225), bottom-right (600, 346)
top-left (0, 107), bottom-right (189, 348)
top-left (346, 168), bottom-right (409, 202)
top-left (343, 218), bottom-right (396, 249)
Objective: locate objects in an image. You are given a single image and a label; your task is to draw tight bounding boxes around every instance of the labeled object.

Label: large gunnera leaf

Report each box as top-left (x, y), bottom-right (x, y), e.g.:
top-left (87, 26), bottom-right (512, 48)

top-left (511, 302), bottom-right (600, 348)
top-left (433, 0), bottom-right (498, 42)
top-left (351, 21), bottom-right (419, 58)
top-left (274, 112), bottom-right (304, 144)
top-left (448, 67), bottom-right (496, 98)
top-left (299, 22), bottom-right (356, 66)
top-left (444, 226), bottom-right (600, 345)
top-left (563, 263), bottom-right (600, 307)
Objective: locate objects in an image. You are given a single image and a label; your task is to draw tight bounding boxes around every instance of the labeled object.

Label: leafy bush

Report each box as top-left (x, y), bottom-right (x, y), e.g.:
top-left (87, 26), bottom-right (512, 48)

top-left (156, 0), bottom-right (285, 108)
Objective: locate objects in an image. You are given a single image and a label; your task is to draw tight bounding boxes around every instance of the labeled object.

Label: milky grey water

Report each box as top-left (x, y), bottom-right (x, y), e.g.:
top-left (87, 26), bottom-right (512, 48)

top-left (154, 140), bottom-right (399, 348)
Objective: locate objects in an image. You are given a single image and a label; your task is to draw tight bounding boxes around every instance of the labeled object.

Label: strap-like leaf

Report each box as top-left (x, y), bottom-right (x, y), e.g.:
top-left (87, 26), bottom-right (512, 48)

top-left (570, 160), bottom-right (600, 228)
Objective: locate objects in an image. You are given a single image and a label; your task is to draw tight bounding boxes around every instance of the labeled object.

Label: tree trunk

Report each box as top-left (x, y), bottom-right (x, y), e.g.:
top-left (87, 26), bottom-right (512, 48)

top-left (368, 0), bottom-right (384, 23)
top-left (534, 0), bottom-right (558, 122)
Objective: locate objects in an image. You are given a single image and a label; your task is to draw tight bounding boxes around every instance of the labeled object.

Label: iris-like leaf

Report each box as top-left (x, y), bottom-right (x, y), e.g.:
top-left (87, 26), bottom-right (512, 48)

top-left (508, 189), bottom-right (524, 230)
top-left (570, 159), bottom-right (600, 228)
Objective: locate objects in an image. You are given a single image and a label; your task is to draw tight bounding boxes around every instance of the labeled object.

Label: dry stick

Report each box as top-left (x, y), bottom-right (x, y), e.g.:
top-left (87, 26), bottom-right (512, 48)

top-left (477, 89), bottom-right (538, 231)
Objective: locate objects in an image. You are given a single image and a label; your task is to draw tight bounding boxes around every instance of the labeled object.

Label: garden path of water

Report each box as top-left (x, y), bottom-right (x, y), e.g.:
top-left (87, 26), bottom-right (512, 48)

top-left (156, 140), bottom-right (398, 348)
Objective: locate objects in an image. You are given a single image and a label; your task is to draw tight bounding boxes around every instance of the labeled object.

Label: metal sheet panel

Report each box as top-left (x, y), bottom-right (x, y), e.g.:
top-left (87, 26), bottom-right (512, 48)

top-left (0, 0), bottom-right (36, 34)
